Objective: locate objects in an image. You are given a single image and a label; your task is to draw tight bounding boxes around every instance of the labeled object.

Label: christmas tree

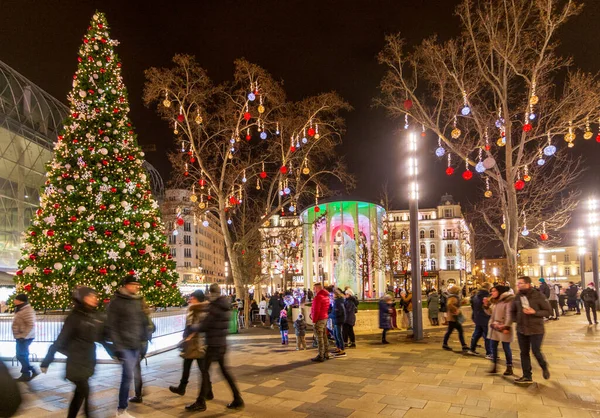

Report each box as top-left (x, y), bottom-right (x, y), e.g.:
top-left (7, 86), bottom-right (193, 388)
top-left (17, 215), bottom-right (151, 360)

top-left (14, 12), bottom-right (183, 310)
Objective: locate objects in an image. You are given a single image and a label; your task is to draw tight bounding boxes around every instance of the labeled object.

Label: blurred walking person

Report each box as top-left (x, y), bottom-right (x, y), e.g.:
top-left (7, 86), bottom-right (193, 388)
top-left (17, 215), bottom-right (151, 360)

top-left (581, 282), bottom-right (598, 325)
top-left (330, 288), bottom-right (346, 356)
top-left (468, 283), bottom-right (492, 358)
top-left (442, 286), bottom-right (468, 352)
top-left (107, 276), bottom-right (147, 417)
top-left (427, 289), bottom-right (440, 326)
top-left (310, 283), bottom-right (331, 362)
top-left (379, 295), bottom-right (393, 344)
top-left (484, 285), bottom-right (514, 376)
top-left (258, 297), bottom-right (267, 326)
top-left (129, 299), bottom-right (156, 404)
top-left (169, 290), bottom-right (213, 410)
top-left (343, 289), bottom-right (359, 348)
top-left (41, 287), bottom-right (102, 418)
top-left (548, 282), bottom-right (560, 320)
top-left (12, 294), bottom-right (38, 382)
top-left (192, 283), bottom-right (244, 411)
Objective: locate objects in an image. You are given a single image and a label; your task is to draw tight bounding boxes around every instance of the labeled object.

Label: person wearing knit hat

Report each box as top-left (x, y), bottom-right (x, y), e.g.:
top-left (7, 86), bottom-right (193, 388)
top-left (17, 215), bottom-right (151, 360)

top-left (581, 283), bottom-right (598, 325)
top-left (538, 278), bottom-right (550, 299)
top-left (279, 309), bottom-right (289, 345)
top-left (12, 293), bottom-right (38, 382)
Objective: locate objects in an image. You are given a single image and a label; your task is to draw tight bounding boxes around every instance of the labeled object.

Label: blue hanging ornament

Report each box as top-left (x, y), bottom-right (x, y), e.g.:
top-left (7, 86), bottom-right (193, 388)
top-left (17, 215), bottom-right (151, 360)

top-left (475, 162), bottom-right (486, 173)
top-left (227, 219), bottom-right (233, 225)
top-left (229, 138), bottom-right (235, 144)
top-left (202, 220), bottom-right (209, 227)
top-left (289, 205), bottom-right (295, 213)
top-left (529, 113), bottom-right (536, 120)
top-left (260, 132), bottom-right (267, 140)
top-left (302, 137), bottom-right (308, 144)
top-left (543, 144), bottom-right (556, 156)
top-left (248, 92), bottom-right (256, 101)
top-left (461, 106), bottom-right (471, 116)
top-left (284, 187), bottom-right (291, 195)
top-left (537, 158), bottom-right (546, 166)
top-left (435, 147), bottom-right (445, 157)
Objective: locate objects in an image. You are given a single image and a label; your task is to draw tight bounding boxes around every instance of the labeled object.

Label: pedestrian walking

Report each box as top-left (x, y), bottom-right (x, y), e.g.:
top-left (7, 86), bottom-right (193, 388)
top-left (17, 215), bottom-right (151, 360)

top-left (330, 288), bottom-right (347, 356)
top-left (400, 290), bottom-right (413, 330)
top-left (169, 290), bottom-right (213, 409)
top-left (427, 289), bottom-right (440, 326)
top-left (12, 294), bottom-right (38, 382)
top-left (581, 282), bottom-right (598, 325)
top-left (442, 286), bottom-right (468, 352)
top-left (268, 293), bottom-right (284, 329)
top-left (129, 298), bottom-right (155, 404)
top-left (192, 283), bottom-right (244, 411)
top-left (511, 276), bottom-right (551, 384)
top-left (258, 297), bottom-right (267, 325)
top-left (40, 287), bottom-right (102, 418)
top-left (468, 283), bottom-right (492, 358)
top-left (279, 310), bottom-right (289, 345)
top-left (566, 282), bottom-right (580, 314)
top-left (548, 283), bottom-right (560, 320)
top-left (310, 283), bottom-right (331, 362)
top-left (558, 287), bottom-right (567, 315)
top-left (250, 299), bottom-right (258, 325)
top-left (538, 278), bottom-right (550, 299)
top-left (294, 313), bottom-right (307, 350)
top-left (0, 360), bottom-right (21, 417)
top-left (484, 285), bottom-right (514, 376)
top-left (343, 289), bottom-right (358, 348)
top-left (107, 276), bottom-right (148, 417)
top-left (440, 289), bottom-right (448, 325)
top-left (379, 294), bottom-right (393, 344)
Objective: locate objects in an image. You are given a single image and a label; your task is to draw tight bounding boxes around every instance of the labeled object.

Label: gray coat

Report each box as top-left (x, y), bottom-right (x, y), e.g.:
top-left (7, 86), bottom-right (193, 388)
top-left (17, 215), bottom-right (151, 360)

top-left (485, 293), bottom-right (514, 343)
top-left (427, 293), bottom-right (440, 318)
top-left (12, 304), bottom-right (35, 339)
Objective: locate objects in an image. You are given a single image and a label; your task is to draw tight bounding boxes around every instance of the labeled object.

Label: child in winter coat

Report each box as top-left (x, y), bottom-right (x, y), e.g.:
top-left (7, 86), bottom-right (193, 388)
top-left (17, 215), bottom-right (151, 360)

top-left (279, 310), bottom-right (289, 345)
top-left (294, 314), bottom-right (307, 350)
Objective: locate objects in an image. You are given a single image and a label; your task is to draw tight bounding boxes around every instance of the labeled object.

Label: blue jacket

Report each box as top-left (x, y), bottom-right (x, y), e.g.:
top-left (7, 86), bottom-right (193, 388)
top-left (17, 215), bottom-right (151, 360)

top-left (471, 290), bottom-right (491, 327)
top-left (329, 296), bottom-right (346, 326)
top-left (379, 300), bottom-right (392, 330)
top-left (344, 296), bottom-right (359, 326)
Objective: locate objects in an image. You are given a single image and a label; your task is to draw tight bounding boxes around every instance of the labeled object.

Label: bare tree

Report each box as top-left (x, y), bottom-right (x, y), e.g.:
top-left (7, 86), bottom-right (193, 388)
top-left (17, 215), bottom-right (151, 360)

top-left (260, 216), bottom-right (302, 293)
top-left (378, 0), bottom-right (600, 286)
top-left (145, 55), bottom-right (353, 297)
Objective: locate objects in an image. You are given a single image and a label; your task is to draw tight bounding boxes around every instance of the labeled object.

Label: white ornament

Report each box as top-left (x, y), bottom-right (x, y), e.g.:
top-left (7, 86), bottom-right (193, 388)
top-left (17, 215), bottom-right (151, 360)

top-left (54, 263), bottom-right (63, 270)
top-left (142, 232), bottom-right (150, 239)
top-left (111, 281), bottom-right (117, 286)
top-left (86, 186), bottom-right (92, 192)
top-left (87, 265), bottom-right (93, 271)
top-left (77, 206), bottom-right (86, 212)
top-left (110, 265), bottom-right (116, 270)
top-left (118, 241), bottom-right (126, 249)
top-left (93, 73), bottom-right (99, 79)
top-left (96, 61), bottom-right (102, 67)
top-left (79, 90), bottom-right (87, 98)
top-left (36, 282), bottom-right (43, 288)
top-left (143, 222), bottom-right (150, 228)
top-left (106, 122), bottom-right (112, 127)
top-left (96, 239), bottom-right (103, 244)
top-left (100, 148), bottom-right (108, 155)
top-left (107, 249), bottom-right (119, 261)
top-left (483, 157), bottom-right (496, 170)
top-left (102, 177), bottom-right (108, 182)
top-left (66, 185), bottom-right (74, 192)
top-left (77, 238), bottom-right (84, 244)
top-left (125, 251), bottom-right (131, 257)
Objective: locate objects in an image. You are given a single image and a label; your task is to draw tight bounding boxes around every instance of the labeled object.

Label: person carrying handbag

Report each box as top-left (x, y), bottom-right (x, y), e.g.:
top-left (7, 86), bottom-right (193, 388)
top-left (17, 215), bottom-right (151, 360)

top-left (442, 286), bottom-right (469, 352)
top-left (169, 290), bottom-right (213, 411)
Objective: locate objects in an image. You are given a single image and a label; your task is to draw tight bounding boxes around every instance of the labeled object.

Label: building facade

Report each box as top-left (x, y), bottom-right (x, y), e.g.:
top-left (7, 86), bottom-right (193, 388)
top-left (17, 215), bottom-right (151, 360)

top-left (473, 257), bottom-right (508, 282)
top-left (161, 189), bottom-right (226, 284)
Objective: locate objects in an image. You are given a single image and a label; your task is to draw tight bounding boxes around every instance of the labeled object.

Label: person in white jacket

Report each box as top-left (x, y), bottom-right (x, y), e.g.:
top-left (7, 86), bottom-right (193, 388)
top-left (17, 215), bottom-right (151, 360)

top-left (12, 294), bottom-right (38, 382)
top-left (258, 297), bottom-right (267, 325)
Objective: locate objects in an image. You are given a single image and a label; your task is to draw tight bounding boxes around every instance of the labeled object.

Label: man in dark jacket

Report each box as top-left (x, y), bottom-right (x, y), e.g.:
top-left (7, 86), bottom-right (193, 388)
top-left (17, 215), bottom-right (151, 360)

top-left (566, 282), bottom-right (580, 314)
top-left (107, 276), bottom-right (147, 417)
top-left (538, 278), bottom-right (550, 299)
top-left (511, 276), bottom-right (551, 384)
top-left (191, 283), bottom-right (243, 412)
top-left (268, 293), bottom-right (284, 329)
top-left (468, 283), bottom-right (491, 357)
top-left (330, 288), bottom-right (347, 357)
top-left (343, 289), bottom-right (359, 348)
top-left (581, 282), bottom-right (599, 325)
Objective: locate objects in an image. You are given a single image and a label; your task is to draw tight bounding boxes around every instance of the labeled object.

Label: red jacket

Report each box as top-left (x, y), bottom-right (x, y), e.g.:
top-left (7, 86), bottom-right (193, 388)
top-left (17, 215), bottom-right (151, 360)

top-left (311, 289), bottom-right (330, 321)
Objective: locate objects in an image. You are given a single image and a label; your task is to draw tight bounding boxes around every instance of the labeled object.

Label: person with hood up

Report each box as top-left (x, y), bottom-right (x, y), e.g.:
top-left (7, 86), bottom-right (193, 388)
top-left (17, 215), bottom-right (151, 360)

top-left (511, 276), bottom-right (551, 384)
top-left (294, 313), bottom-right (307, 350)
top-left (268, 293), bottom-right (284, 329)
top-left (427, 289), bottom-right (440, 326)
top-left (548, 282), bottom-right (561, 320)
top-left (467, 283), bottom-right (492, 358)
top-left (12, 294), bottom-right (38, 382)
top-left (330, 288), bottom-right (347, 356)
top-left (581, 282), bottom-right (599, 325)
top-left (379, 295), bottom-right (393, 344)
top-left (484, 285), bottom-right (514, 376)
top-left (566, 281), bottom-right (580, 314)
top-left (169, 290), bottom-right (213, 410)
top-left (343, 289), bottom-right (359, 348)
top-left (538, 278), bottom-right (550, 299)
top-left (279, 309), bottom-right (289, 345)
top-left (191, 283), bottom-right (244, 411)
top-left (107, 276), bottom-right (148, 417)
top-left (310, 282), bottom-right (331, 362)
top-left (41, 287), bottom-right (103, 418)
top-left (442, 286), bottom-right (469, 352)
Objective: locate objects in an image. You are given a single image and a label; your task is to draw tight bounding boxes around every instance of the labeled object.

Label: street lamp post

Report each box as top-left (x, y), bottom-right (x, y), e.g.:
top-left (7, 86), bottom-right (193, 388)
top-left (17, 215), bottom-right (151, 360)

top-left (407, 131), bottom-right (423, 341)
top-left (588, 198), bottom-right (599, 306)
top-left (578, 229), bottom-right (586, 289)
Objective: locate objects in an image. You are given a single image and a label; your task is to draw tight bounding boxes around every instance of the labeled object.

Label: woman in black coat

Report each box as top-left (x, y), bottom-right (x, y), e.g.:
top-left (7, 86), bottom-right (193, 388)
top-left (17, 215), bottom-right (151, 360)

top-left (41, 287), bottom-right (102, 418)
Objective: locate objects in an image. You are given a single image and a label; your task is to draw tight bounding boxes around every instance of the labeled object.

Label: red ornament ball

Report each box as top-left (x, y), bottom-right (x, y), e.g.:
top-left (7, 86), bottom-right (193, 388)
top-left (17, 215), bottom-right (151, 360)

top-left (462, 170), bottom-right (473, 180)
top-left (138, 249), bottom-right (146, 255)
top-left (30, 231), bottom-right (36, 236)
top-left (243, 112), bottom-right (251, 121)
top-left (515, 179), bottom-right (525, 190)
top-left (596, 134), bottom-right (600, 143)
top-left (280, 166), bottom-right (288, 174)
top-left (24, 283), bottom-right (32, 292)
top-left (308, 128), bottom-right (316, 137)
top-left (123, 219), bottom-right (130, 226)
top-left (104, 230), bottom-right (112, 236)
top-left (403, 99), bottom-right (413, 110)
top-left (88, 225), bottom-right (95, 231)
top-left (29, 254), bottom-right (37, 260)
top-left (47, 230), bottom-right (54, 237)
top-left (540, 233), bottom-right (549, 241)
top-left (177, 114), bottom-right (185, 123)
top-left (129, 270), bottom-right (136, 275)
top-left (290, 146), bottom-right (296, 152)
top-left (176, 218), bottom-right (184, 226)
top-left (64, 244), bottom-right (72, 251)
top-left (245, 134), bottom-right (251, 141)
top-left (446, 167), bottom-right (454, 176)
top-left (160, 267), bottom-right (167, 273)
top-left (155, 280), bottom-right (162, 288)
top-left (523, 123), bottom-right (532, 132)
top-left (70, 215), bottom-right (77, 222)
top-left (43, 267), bottom-right (52, 275)
top-left (99, 268), bottom-right (107, 275)
top-left (485, 144), bottom-right (491, 151)
top-left (314, 206), bottom-right (321, 213)
top-left (259, 171), bottom-right (267, 179)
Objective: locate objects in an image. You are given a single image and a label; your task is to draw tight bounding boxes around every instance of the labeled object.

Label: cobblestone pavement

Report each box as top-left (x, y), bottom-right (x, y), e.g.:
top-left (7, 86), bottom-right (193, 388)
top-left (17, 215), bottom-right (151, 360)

top-left (8, 312), bottom-right (600, 418)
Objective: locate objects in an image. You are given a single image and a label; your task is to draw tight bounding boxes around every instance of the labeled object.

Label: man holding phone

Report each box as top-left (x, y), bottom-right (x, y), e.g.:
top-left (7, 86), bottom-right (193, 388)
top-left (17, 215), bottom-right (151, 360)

top-left (511, 276), bottom-right (551, 384)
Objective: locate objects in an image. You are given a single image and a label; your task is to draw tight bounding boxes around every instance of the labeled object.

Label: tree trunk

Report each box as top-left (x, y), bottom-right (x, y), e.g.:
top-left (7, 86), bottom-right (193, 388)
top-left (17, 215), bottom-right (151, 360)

top-left (219, 204), bottom-right (246, 299)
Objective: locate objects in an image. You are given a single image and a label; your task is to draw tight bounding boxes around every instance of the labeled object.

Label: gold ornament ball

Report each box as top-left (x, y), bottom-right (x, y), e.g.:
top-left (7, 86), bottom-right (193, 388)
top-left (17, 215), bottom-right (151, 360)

top-left (501, 223), bottom-right (506, 230)
top-left (163, 99), bottom-right (171, 108)
top-left (568, 142), bottom-right (574, 148)
top-left (314, 133), bottom-right (320, 139)
top-left (523, 175), bottom-right (531, 182)
top-left (496, 137), bottom-right (506, 147)
top-left (258, 105), bottom-right (265, 114)
top-left (190, 195), bottom-right (198, 202)
top-left (451, 128), bottom-right (461, 139)
top-left (198, 202), bottom-right (206, 209)
top-left (564, 132), bottom-right (575, 142)
top-left (584, 131), bottom-right (593, 140)
top-left (256, 184), bottom-right (261, 190)
top-left (484, 190), bottom-right (492, 198)
top-left (529, 95), bottom-right (539, 105)
top-left (195, 115), bottom-right (203, 125)
top-left (302, 167), bottom-right (310, 175)
top-left (174, 128), bottom-right (179, 135)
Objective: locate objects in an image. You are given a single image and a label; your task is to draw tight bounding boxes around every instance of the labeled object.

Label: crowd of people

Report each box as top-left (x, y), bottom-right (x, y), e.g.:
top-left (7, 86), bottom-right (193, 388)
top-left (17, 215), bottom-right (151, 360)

top-left (7, 277), bottom-right (244, 417)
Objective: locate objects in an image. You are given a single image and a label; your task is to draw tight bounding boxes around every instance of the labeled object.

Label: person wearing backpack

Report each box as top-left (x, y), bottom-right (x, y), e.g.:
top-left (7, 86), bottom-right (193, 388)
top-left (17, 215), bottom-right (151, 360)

top-left (581, 283), bottom-right (598, 325)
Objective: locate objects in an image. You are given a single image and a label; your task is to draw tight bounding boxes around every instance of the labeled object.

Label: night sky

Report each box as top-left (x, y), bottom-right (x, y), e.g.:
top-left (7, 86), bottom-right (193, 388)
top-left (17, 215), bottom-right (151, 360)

top-left (2, 0), bottom-right (600, 252)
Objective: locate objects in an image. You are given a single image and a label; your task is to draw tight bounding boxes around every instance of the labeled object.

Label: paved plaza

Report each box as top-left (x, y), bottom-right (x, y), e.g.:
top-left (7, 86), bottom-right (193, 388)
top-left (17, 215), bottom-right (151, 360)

top-left (8, 313), bottom-right (600, 418)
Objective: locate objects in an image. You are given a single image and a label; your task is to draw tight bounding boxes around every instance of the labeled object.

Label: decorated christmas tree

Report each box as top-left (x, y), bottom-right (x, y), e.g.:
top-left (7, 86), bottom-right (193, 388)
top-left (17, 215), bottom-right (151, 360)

top-left (14, 12), bottom-right (183, 310)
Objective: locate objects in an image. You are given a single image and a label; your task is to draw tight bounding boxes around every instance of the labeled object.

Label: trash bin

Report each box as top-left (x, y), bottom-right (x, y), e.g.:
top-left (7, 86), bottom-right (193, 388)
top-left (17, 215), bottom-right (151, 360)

top-left (229, 308), bottom-right (239, 334)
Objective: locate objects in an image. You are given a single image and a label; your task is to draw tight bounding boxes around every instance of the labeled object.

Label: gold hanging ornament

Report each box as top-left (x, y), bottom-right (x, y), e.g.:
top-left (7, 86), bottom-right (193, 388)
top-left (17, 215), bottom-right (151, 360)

top-left (314, 123), bottom-right (320, 139)
top-left (584, 118), bottom-right (593, 140)
top-left (190, 185), bottom-right (197, 202)
top-left (501, 214), bottom-right (506, 230)
top-left (198, 194), bottom-right (206, 209)
top-left (195, 108), bottom-right (202, 125)
top-left (523, 165), bottom-right (531, 182)
top-left (564, 120), bottom-right (575, 147)
top-left (256, 178), bottom-right (261, 190)
top-left (484, 177), bottom-right (492, 198)
top-left (529, 80), bottom-right (539, 105)
top-left (302, 158), bottom-right (310, 175)
top-left (497, 136), bottom-right (506, 147)
top-left (451, 115), bottom-right (461, 139)
top-left (258, 96), bottom-right (265, 114)
top-left (162, 91), bottom-right (171, 108)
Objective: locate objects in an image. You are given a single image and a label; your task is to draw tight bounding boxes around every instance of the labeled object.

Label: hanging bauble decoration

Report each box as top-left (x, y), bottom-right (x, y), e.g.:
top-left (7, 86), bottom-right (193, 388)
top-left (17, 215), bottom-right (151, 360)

top-left (403, 99), bottom-right (413, 110)
top-left (258, 104), bottom-right (265, 114)
top-left (284, 187), bottom-right (291, 195)
top-left (162, 91), bottom-right (171, 108)
top-left (461, 106), bottom-right (471, 116)
top-left (530, 95), bottom-right (539, 105)
top-left (515, 179), bottom-right (525, 190)
top-left (260, 132), bottom-right (267, 140)
top-left (523, 123), bottom-right (532, 132)
top-left (540, 233), bottom-right (548, 241)
top-left (308, 127), bottom-right (316, 137)
top-left (248, 92), bottom-right (256, 101)
top-left (564, 121), bottom-right (575, 148)
top-left (475, 162), bottom-right (485, 173)
top-left (543, 144), bottom-right (556, 156)
top-left (529, 113), bottom-right (536, 121)
top-left (302, 166), bottom-right (310, 175)
top-left (202, 220), bottom-right (209, 227)
top-left (280, 166), bottom-right (288, 174)
top-left (484, 177), bottom-right (492, 198)
top-left (195, 112), bottom-right (202, 125)
top-left (289, 205), bottom-right (296, 213)
top-left (462, 169), bottom-right (472, 180)
top-left (260, 171), bottom-right (267, 179)
top-left (496, 137), bottom-right (506, 147)
top-left (484, 190), bottom-right (492, 198)
top-left (177, 114), bottom-right (184, 123)
top-left (537, 157), bottom-right (546, 166)
top-left (446, 167), bottom-right (454, 176)
top-left (523, 165), bottom-right (531, 182)
top-left (521, 226), bottom-right (529, 236)
top-left (314, 206), bottom-right (321, 213)
top-left (227, 218), bottom-right (233, 225)
top-left (190, 194), bottom-right (197, 202)
top-left (435, 147), bottom-right (445, 157)
top-left (451, 128), bottom-right (461, 139)
top-left (176, 218), bottom-right (184, 226)
top-left (501, 215), bottom-right (506, 230)
top-left (584, 118), bottom-right (593, 140)
top-left (482, 157), bottom-right (496, 169)
top-left (302, 136), bottom-right (308, 144)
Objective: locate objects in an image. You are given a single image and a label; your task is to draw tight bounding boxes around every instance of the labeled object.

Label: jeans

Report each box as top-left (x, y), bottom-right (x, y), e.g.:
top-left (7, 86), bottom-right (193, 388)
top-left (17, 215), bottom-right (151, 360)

top-left (133, 345), bottom-right (148, 397)
top-left (118, 348), bottom-right (139, 410)
top-left (16, 338), bottom-right (34, 375)
top-left (584, 301), bottom-right (598, 323)
top-left (443, 321), bottom-right (466, 347)
top-left (549, 300), bottom-right (560, 319)
top-left (280, 330), bottom-right (288, 344)
top-left (314, 319), bottom-right (329, 358)
top-left (333, 325), bottom-right (344, 350)
top-left (490, 340), bottom-right (512, 366)
top-left (517, 333), bottom-right (547, 379)
top-left (68, 379), bottom-right (90, 418)
top-left (470, 324), bottom-right (491, 355)
top-left (200, 347), bottom-right (241, 402)
top-left (342, 323), bottom-right (355, 344)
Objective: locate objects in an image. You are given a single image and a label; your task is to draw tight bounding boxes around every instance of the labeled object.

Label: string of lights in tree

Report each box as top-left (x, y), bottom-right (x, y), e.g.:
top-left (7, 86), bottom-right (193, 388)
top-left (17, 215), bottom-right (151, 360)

top-left (14, 12), bottom-right (183, 310)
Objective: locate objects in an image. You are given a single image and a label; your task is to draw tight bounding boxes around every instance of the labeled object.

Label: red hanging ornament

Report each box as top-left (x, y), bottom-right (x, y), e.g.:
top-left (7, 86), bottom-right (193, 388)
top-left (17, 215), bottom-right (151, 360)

top-left (104, 230), bottom-right (112, 236)
top-left (462, 170), bottom-right (473, 180)
top-left (314, 206), bottom-right (321, 213)
top-left (243, 112), bottom-right (251, 121)
top-left (16, 270), bottom-right (23, 276)
top-left (43, 267), bottom-right (52, 275)
top-left (176, 218), bottom-right (184, 226)
top-left (540, 233), bottom-right (549, 241)
top-left (308, 128), bottom-right (316, 137)
top-left (99, 268), bottom-right (107, 275)
top-left (245, 134), bottom-right (251, 141)
top-left (30, 231), bottom-right (36, 236)
top-left (280, 166), bottom-right (288, 174)
top-left (515, 179), bottom-right (525, 190)
top-left (154, 280), bottom-right (162, 288)
top-left (24, 283), bottom-right (32, 292)
top-left (88, 225), bottom-right (95, 231)
top-left (64, 244), bottom-right (72, 251)
top-left (445, 167), bottom-right (454, 176)
top-left (177, 114), bottom-right (184, 123)
top-left (403, 99), bottom-right (413, 110)
top-left (29, 254), bottom-right (37, 260)
top-left (123, 219), bottom-right (130, 226)
top-left (138, 249), bottom-right (146, 255)
top-left (596, 134), bottom-right (600, 143)
top-left (259, 171), bottom-right (267, 179)
top-left (160, 267), bottom-right (167, 273)
top-left (129, 270), bottom-right (136, 275)
top-left (523, 123), bottom-right (532, 132)
top-left (485, 144), bottom-right (491, 151)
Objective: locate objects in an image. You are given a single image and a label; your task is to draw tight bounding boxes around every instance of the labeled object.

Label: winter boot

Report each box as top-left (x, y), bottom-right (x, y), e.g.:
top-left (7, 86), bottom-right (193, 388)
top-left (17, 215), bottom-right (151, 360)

top-left (503, 366), bottom-right (514, 376)
top-left (227, 397), bottom-right (245, 410)
top-left (169, 381), bottom-right (187, 396)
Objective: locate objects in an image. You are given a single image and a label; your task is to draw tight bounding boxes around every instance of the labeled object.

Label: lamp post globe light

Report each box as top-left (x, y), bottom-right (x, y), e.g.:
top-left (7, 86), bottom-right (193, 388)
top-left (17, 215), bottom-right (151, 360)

top-left (407, 131), bottom-right (423, 341)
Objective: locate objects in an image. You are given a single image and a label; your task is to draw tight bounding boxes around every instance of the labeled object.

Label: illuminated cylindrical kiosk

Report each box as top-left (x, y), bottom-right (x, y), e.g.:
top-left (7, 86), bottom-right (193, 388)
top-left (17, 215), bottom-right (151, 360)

top-left (300, 200), bottom-right (386, 299)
